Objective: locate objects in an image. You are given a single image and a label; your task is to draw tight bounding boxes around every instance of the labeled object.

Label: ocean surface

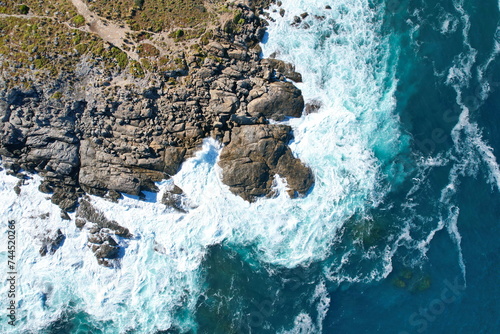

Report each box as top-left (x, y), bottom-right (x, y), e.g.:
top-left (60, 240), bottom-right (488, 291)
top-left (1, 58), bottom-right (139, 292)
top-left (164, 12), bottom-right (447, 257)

top-left (1, 0), bottom-right (499, 333)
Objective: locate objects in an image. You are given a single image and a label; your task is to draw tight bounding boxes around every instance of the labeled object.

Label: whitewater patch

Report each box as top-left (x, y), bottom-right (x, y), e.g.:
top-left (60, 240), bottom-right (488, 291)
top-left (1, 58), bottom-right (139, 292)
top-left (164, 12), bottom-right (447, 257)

top-left (260, 0), bottom-right (408, 276)
top-left (404, 0), bottom-right (500, 284)
top-left (1, 0), bottom-right (413, 332)
top-left (0, 169), bottom-right (206, 333)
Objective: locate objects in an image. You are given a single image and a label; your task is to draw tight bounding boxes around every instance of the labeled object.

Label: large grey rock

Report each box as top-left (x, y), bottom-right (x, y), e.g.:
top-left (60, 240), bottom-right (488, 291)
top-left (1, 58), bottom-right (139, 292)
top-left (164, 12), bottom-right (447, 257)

top-left (262, 58), bottom-right (303, 82)
top-left (218, 124), bottom-right (313, 201)
top-left (209, 90), bottom-right (240, 115)
top-left (247, 82), bottom-right (304, 121)
top-left (79, 139), bottom-right (167, 195)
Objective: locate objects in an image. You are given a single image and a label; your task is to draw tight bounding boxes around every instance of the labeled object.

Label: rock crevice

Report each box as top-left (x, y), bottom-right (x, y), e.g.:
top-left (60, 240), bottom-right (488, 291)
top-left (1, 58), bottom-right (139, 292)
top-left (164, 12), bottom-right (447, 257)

top-left (0, 2), bottom-right (314, 208)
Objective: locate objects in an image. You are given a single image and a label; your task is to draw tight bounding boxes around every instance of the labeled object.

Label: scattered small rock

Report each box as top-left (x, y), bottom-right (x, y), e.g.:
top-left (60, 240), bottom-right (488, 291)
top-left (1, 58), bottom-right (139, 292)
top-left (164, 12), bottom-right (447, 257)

top-left (60, 210), bottom-right (71, 220)
top-left (39, 229), bottom-right (65, 256)
top-left (161, 184), bottom-right (187, 212)
top-left (305, 100), bottom-right (322, 114)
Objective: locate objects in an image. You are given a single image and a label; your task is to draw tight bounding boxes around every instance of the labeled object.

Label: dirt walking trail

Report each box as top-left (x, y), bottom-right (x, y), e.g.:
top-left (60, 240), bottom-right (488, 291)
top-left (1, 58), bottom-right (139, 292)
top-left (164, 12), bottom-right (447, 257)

top-left (70, 0), bottom-right (139, 60)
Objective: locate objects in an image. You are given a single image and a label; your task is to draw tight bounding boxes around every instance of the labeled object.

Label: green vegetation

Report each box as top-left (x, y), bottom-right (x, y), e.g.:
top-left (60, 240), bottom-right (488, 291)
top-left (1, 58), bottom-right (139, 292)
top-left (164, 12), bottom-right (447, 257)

top-left (88, 0), bottom-right (218, 32)
top-left (51, 91), bottom-right (63, 99)
top-left (233, 10), bottom-right (243, 24)
top-left (174, 29), bottom-right (184, 39)
top-left (134, 0), bottom-right (145, 9)
top-left (18, 4), bottom-right (30, 15)
top-left (106, 47), bottom-right (129, 68)
top-left (72, 15), bottom-right (85, 27)
top-left (74, 43), bottom-right (88, 54)
top-left (0, 0), bottom-right (252, 89)
top-left (224, 10), bottom-right (246, 34)
top-left (129, 60), bottom-right (144, 77)
top-left (2, 1), bottom-right (78, 21)
top-left (0, 17), bottom-right (94, 77)
top-left (200, 30), bottom-right (213, 45)
top-left (0, 15), bottom-right (145, 88)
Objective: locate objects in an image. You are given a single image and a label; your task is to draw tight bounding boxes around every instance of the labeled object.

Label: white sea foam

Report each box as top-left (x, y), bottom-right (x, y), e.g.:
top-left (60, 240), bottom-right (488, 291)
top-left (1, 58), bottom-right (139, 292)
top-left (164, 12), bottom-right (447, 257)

top-left (0, 0), bottom-right (410, 332)
top-left (426, 0), bottom-right (500, 283)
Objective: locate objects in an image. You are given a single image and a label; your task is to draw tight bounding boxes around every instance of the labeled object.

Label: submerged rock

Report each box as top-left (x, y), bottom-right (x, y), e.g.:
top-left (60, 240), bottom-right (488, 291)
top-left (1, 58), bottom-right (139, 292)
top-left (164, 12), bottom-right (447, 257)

top-left (39, 229), bottom-right (65, 256)
top-left (305, 100), bottom-right (322, 114)
top-left (161, 184), bottom-right (186, 212)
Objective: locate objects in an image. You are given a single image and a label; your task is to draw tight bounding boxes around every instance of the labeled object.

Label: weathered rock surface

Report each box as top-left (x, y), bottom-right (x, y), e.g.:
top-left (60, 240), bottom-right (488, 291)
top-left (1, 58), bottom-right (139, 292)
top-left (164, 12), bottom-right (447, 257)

top-left (39, 229), bottom-right (66, 256)
top-left (262, 58), bottom-right (303, 82)
top-left (0, 2), bottom-right (314, 209)
top-left (219, 124), bottom-right (314, 201)
top-left (76, 198), bottom-right (131, 266)
top-left (247, 82), bottom-right (305, 121)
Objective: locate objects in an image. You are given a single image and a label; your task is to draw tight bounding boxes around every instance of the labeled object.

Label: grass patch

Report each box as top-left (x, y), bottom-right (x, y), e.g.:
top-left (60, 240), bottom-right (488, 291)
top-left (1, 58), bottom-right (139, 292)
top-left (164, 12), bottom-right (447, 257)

top-left (72, 15), bottom-right (85, 27)
top-left (51, 91), bottom-right (63, 99)
top-left (2, 1), bottom-right (78, 21)
top-left (87, 0), bottom-right (219, 32)
top-left (129, 60), bottom-right (144, 77)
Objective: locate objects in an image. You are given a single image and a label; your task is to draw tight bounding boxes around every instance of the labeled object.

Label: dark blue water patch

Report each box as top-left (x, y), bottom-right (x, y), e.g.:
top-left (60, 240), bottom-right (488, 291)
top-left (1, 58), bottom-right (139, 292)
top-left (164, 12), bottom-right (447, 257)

top-left (39, 306), bottom-right (111, 334)
top-left (320, 0), bottom-right (500, 333)
top-left (194, 243), bottom-right (323, 334)
top-left (466, 1), bottom-right (500, 58)
top-left (475, 60), bottom-right (500, 157)
top-left (324, 187), bottom-right (500, 334)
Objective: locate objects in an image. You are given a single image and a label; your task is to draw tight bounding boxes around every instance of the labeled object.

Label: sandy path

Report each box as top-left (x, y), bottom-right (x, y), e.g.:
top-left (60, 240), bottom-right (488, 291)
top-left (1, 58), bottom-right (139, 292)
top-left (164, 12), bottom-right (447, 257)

top-left (70, 0), bottom-right (138, 60)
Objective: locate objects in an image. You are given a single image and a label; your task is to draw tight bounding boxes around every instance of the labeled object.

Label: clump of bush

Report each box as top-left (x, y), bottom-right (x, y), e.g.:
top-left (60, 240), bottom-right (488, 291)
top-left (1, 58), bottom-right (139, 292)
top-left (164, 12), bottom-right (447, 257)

top-left (134, 0), bottom-right (145, 10)
top-left (174, 29), bottom-right (184, 39)
top-left (115, 51), bottom-right (129, 68)
top-left (72, 15), bottom-right (85, 26)
top-left (51, 91), bottom-right (63, 99)
top-left (18, 5), bottom-right (30, 15)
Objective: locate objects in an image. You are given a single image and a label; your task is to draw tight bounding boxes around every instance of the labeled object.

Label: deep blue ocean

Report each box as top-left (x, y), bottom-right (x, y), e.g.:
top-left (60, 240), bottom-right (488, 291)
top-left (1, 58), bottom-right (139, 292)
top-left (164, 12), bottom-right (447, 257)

top-left (1, 0), bottom-right (499, 333)
top-left (200, 0), bottom-right (500, 332)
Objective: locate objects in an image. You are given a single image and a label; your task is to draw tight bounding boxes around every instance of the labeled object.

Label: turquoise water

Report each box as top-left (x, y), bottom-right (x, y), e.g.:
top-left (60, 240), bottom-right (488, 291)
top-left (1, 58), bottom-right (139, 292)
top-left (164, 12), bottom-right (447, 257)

top-left (1, 0), bottom-right (499, 333)
top-left (194, 0), bottom-right (500, 332)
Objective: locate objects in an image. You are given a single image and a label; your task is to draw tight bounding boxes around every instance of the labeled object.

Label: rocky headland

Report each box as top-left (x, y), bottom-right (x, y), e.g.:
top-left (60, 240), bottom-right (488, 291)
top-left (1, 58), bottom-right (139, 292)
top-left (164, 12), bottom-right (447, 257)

top-left (0, 0), bottom-right (314, 220)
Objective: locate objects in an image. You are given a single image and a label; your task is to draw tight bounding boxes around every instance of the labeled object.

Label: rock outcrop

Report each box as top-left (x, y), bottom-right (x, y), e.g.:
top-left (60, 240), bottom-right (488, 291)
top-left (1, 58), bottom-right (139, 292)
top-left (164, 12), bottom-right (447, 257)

top-left (219, 124), bottom-right (314, 201)
top-left (161, 184), bottom-right (192, 212)
top-left (0, 1), bottom-right (314, 210)
top-left (39, 229), bottom-right (66, 256)
top-left (246, 81), bottom-right (305, 121)
top-left (76, 198), bottom-right (131, 267)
